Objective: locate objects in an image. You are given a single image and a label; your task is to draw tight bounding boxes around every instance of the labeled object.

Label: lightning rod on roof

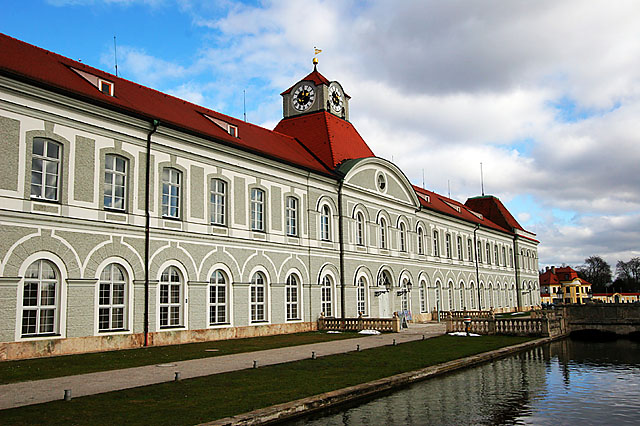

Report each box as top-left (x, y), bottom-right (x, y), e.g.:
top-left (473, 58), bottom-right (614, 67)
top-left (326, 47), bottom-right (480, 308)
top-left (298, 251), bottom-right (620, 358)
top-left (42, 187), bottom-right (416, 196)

top-left (480, 162), bottom-right (485, 196)
top-left (113, 36), bottom-right (118, 77)
top-left (422, 168), bottom-right (425, 189)
top-left (448, 180), bottom-right (451, 198)
top-left (243, 90), bottom-right (246, 122)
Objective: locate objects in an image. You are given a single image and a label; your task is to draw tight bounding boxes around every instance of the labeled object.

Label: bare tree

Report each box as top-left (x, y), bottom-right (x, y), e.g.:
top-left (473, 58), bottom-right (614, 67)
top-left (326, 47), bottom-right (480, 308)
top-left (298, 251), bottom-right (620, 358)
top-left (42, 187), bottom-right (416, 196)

top-left (577, 255), bottom-right (612, 291)
top-left (616, 257), bottom-right (640, 290)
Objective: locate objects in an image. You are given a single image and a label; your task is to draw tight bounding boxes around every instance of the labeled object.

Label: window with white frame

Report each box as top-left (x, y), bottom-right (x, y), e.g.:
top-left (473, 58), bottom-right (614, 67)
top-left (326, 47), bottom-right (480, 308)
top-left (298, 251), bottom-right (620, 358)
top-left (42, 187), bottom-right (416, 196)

top-left (445, 233), bottom-right (451, 258)
top-left (502, 247), bottom-right (507, 266)
top-left (401, 278), bottom-right (410, 311)
top-left (356, 212), bottom-right (365, 246)
top-left (98, 263), bottom-right (127, 331)
top-left (447, 283), bottom-right (453, 311)
top-left (509, 248), bottom-right (513, 267)
top-left (321, 276), bottom-right (333, 317)
top-left (31, 138), bottom-right (61, 201)
top-left (104, 154), bottom-right (127, 211)
top-left (467, 238), bottom-right (473, 261)
top-left (433, 230), bottom-right (439, 256)
top-left (162, 168), bottom-right (181, 219)
top-left (250, 272), bottom-right (266, 322)
top-left (320, 205), bottom-right (331, 241)
top-left (379, 217), bottom-right (387, 249)
top-left (477, 241), bottom-right (482, 263)
top-left (159, 266), bottom-right (182, 328)
top-left (399, 222), bottom-right (407, 252)
top-left (435, 281), bottom-right (441, 310)
top-left (417, 227), bottom-right (424, 255)
top-left (470, 283), bottom-right (476, 309)
top-left (286, 197), bottom-right (298, 236)
top-left (495, 245), bottom-right (500, 265)
top-left (250, 188), bottom-right (265, 231)
top-left (21, 259), bottom-right (59, 336)
top-left (486, 243), bottom-right (492, 265)
top-left (457, 236), bottom-right (463, 260)
top-left (459, 282), bottom-right (465, 310)
top-left (286, 274), bottom-right (299, 320)
top-left (357, 276), bottom-right (366, 315)
top-left (210, 179), bottom-right (226, 226)
top-left (209, 270), bottom-right (227, 325)
top-left (419, 283), bottom-right (427, 312)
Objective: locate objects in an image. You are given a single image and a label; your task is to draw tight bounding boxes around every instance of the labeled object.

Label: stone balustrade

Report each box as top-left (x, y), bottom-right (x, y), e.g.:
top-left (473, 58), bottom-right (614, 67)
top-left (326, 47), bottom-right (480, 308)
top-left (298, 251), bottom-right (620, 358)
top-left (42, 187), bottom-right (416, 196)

top-left (438, 310), bottom-right (493, 321)
top-left (318, 316), bottom-right (401, 333)
top-left (446, 316), bottom-right (566, 337)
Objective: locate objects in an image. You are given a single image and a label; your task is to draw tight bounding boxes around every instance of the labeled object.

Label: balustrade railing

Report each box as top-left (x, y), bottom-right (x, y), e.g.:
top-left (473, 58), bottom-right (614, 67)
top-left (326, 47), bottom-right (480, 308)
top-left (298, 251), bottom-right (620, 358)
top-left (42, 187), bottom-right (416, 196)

top-left (439, 310), bottom-right (493, 321)
top-left (318, 316), bottom-right (401, 333)
top-left (446, 317), bottom-right (557, 337)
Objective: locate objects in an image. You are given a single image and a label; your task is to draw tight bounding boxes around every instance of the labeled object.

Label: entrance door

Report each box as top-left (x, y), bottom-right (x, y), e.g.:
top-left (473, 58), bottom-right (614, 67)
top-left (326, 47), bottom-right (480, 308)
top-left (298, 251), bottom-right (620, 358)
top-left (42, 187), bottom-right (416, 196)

top-left (379, 291), bottom-right (390, 318)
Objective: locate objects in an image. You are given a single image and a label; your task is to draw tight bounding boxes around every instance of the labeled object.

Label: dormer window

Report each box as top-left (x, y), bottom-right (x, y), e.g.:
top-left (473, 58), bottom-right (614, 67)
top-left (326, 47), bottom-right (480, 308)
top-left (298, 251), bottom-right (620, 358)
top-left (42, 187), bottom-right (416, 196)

top-left (203, 114), bottom-right (239, 138)
top-left (99, 79), bottom-right (114, 96)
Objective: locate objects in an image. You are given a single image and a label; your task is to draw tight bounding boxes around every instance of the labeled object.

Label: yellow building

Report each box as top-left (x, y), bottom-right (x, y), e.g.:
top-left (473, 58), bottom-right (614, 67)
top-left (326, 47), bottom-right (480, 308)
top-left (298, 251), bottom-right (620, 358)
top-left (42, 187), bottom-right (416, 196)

top-left (539, 266), bottom-right (592, 305)
top-left (592, 293), bottom-right (640, 303)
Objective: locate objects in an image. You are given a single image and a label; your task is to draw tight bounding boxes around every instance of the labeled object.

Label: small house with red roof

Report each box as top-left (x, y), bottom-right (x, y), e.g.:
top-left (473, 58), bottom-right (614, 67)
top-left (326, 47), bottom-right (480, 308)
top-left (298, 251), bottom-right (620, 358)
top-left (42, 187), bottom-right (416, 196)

top-left (539, 266), bottom-right (592, 304)
top-left (0, 33), bottom-right (540, 359)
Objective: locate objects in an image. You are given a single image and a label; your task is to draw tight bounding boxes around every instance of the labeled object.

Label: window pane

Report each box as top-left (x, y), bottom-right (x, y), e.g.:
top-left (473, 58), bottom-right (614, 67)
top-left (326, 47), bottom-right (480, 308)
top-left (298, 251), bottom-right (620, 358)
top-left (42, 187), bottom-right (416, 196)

top-left (32, 158), bottom-right (43, 173)
top-left (46, 142), bottom-right (59, 159)
top-left (23, 283), bottom-right (38, 306)
top-left (33, 138), bottom-right (44, 156)
top-left (22, 310), bottom-right (37, 335)
top-left (39, 309), bottom-right (55, 333)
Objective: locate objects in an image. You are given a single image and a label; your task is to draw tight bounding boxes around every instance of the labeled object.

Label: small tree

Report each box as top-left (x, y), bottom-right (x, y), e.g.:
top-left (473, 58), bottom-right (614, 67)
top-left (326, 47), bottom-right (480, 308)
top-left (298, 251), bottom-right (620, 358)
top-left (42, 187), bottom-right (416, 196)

top-left (616, 257), bottom-right (640, 291)
top-left (577, 255), bottom-right (612, 292)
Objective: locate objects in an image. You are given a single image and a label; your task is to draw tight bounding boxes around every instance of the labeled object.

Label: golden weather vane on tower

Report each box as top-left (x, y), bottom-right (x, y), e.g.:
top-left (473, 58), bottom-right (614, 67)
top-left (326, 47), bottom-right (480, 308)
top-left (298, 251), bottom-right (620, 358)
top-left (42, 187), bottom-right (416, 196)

top-left (313, 46), bottom-right (322, 67)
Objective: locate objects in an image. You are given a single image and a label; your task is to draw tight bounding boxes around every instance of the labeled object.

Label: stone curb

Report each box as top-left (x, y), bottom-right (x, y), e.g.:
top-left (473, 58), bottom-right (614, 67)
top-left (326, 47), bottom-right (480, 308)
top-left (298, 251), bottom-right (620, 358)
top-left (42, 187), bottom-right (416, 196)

top-left (199, 334), bottom-right (566, 426)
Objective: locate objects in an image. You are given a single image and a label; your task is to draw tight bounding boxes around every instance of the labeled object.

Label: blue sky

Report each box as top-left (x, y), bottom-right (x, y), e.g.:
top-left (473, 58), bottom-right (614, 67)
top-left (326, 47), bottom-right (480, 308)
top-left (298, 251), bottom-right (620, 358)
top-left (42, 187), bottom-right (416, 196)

top-left (2, 0), bottom-right (639, 271)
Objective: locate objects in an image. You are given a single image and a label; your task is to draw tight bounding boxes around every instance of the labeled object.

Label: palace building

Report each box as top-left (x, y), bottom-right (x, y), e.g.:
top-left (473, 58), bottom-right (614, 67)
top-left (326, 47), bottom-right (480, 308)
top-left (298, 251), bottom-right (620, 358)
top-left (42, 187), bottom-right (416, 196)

top-left (0, 33), bottom-right (540, 360)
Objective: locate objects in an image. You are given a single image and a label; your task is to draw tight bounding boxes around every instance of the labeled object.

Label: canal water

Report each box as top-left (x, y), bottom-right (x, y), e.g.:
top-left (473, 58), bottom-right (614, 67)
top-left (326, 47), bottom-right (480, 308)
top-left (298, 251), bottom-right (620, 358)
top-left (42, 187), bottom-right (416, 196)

top-left (286, 338), bottom-right (640, 425)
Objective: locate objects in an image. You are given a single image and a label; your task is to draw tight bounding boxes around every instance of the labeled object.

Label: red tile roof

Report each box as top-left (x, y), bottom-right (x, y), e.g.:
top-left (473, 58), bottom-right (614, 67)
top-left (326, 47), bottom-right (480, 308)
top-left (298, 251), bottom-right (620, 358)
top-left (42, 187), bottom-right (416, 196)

top-left (465, 196), bottom-right (525, 232)
top-left (539, 267), bottom-right (592, 286)
top-left (281, 68), bottom-right (331, 95)
top-left (0, 33), bottom-right (331, 175)
top-left (274, 111), bottom-right (375, 169)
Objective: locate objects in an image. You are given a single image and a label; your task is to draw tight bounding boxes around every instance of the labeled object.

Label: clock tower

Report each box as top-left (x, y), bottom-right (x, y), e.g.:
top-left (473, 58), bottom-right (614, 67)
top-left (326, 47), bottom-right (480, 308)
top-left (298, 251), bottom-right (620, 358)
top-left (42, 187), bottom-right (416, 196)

top-left (281, 61), bottom-right (350, 121)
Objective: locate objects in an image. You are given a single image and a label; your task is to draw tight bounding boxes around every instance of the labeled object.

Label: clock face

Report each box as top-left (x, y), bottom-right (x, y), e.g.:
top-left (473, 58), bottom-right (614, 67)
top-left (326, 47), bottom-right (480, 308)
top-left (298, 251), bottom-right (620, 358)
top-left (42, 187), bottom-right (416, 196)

top-left (292, 84), bottom-right (315, 111)
top-left (329, 84), bottom-right (344, 112)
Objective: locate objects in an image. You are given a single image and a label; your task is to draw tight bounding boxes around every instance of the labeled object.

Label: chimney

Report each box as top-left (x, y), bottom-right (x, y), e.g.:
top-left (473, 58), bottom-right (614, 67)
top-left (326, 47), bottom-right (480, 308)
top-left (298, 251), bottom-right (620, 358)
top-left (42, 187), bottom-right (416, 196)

top-left (546, 266), bottom-right (549, 272)
top-left (551, 266), bottom-right (556, 274)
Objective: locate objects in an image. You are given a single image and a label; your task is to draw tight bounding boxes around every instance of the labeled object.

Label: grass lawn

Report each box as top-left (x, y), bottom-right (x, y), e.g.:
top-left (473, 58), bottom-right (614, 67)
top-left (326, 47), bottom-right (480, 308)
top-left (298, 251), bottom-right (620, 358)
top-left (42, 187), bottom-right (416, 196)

top-left (0, 335), bottom-right (533, 425)
top-left (0, 331), bottom-right (360, 385)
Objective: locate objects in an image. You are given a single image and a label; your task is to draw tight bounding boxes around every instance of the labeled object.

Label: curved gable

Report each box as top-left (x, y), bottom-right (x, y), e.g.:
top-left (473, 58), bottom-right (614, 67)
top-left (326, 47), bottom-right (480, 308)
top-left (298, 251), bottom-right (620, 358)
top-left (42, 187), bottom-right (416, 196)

top-left (339, 157), bottom-right (420, 208)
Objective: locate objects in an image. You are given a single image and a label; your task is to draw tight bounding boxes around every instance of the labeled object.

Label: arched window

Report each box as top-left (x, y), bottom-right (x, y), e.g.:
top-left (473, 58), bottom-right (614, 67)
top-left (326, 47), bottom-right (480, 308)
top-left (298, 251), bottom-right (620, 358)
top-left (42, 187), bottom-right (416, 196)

top-left (479, 283), bottom-right (485, 309)
top-left (162, 168), bottom-right (181, 219)
top-left (286, 196), bottom-right (298, 236)
top-left (356, 212), bottom-right (365, 246)
top-left (457, 236), bottom-right (463, 260)
top-left (447, 282), bottom-right (453, 311)
top-left (357, 276), bottom-right (367, 316)
top-left (22, 259), bottom-right (59, 336)
top-left (400, 277), bottom-right (410, 311)
top-left (419, 281), bottom-right (427, 313)
top-left (470, 282), bottom-right (476, 310)
top-left (251, 188), bottom-right (265, 231)
top-left (459, 281), bottom-right (465, 310)
top-left (486, 243), bottom-right (491, 265)
top-left (445, 233), bottom-right (451, 258)
top-left (321, 276), bottom-right (333, 317)
top-left (209, 270), bottom-right (227, 325)
top-left (99, 263), bottom-right (127, 331)
top-left (210, 179), bottom-right (226, 226)
top-left (31, 138), bottom-right (61, 201)
top-left (286, 274), bottom-right (300, 321)
top-left (104, 154), bottom-right (127, 211)
top-left (379, 217), bottom-right (387, 249)
top-left (160, 266), bottom-right (182, 328)
top-left (250, 272), bottom-right (266, 322)
top-left (417, 227), bottom-right (424, 255)
top-left (320, 205), bottom-right (331, 241)
top-left (433, 230), bottom-right (440, 257)
top-left (399, 222), bottom-right (407, 252)
top-left (435, 281), bottom-right (442, 311)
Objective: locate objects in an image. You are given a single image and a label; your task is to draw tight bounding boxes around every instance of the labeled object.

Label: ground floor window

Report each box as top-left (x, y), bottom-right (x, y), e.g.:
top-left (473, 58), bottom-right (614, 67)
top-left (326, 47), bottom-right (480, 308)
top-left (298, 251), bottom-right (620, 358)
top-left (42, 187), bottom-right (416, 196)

top-left (251, 272), bottom-right (266, 322)
top-left (286, 274), bottom-right (299, 320)
top-left (419, 283), bottom-right (427, 313)
top-left (357, 276), bottom-right (366, 315)
top-left (209, 270), bottom-right (227, 325)
top-left (99, 263), bottom-right (126, 331)
top-left (321, 276), bottom-right (333, 317)
top-left (22, 259), bottom-right (58, 336)
top-left (160, 266), bottom-right (182, 327)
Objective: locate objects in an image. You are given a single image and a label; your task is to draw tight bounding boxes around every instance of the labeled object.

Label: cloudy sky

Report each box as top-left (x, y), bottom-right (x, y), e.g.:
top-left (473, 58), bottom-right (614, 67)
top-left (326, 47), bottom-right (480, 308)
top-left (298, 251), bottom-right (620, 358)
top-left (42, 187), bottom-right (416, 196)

top-left (3, 0), bottom-right (639, 272)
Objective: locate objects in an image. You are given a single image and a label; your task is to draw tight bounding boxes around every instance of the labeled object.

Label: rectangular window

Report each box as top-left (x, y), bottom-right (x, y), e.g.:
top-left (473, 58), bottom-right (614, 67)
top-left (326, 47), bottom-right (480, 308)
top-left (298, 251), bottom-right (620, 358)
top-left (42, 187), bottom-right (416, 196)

top-left (445, 233), bottom-right (451, 258)
top-left (251, 188), bottom-right (265, 231)
top-left (433, 231), bottom-right (439, 257)
top-left (457, 236), bottom-right (463, 260)
top-left (467, 239), bottom-right (473, 261)
top-left (31, 138), bottom-right (60, 202)
top-left (286, 197), bottom-right (298, 236)
top-left (104, 154), bottom-right (127, 211)
top-left (162, 168), bottom-right (181, 219)
top-left (210, 179), bottom-right (226, 225)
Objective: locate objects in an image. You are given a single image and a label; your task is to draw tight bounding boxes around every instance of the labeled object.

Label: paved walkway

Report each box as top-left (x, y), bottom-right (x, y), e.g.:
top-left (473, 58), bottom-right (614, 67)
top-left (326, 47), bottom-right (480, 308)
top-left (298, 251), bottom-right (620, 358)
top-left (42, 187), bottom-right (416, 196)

top-left (0, 323), bottom-right (446, 410)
